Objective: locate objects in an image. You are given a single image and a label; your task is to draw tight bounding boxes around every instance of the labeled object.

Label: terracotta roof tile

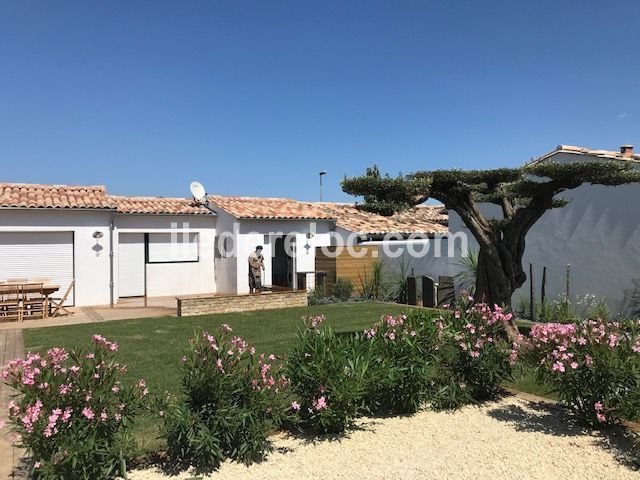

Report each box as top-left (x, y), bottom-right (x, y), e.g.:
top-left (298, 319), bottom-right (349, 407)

top-left (0, 183), bottom-right (212, 215)
top-left (208, 195), bottom-right (334, 220)
top-left (109, 195), bottom-right (211, 215)
top-left (0, 183), bottom-right (115, 210)
top-left (312, 202), bottom-right (448, 236)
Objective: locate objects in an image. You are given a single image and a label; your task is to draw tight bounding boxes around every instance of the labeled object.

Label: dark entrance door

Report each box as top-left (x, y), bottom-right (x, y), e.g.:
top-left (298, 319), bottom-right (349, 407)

top-left (272, 236), bottom-right (292, 288)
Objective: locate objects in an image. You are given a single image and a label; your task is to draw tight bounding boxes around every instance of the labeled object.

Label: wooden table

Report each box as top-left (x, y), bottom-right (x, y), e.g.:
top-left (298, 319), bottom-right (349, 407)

top-left (0, 283), bottom-right (60, 318)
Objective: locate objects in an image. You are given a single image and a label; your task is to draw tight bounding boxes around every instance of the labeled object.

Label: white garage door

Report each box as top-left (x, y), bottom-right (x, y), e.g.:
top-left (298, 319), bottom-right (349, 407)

top-left (0, 232), bottom-right (75, 305)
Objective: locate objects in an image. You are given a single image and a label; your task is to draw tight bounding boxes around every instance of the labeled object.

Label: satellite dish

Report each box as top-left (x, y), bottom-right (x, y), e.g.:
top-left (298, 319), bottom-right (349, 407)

top-left (190, 181), bottom-right (207, 202)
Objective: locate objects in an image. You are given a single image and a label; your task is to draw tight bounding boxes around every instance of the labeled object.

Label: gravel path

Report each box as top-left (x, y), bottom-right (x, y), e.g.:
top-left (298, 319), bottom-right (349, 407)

top-left (130, 397), bottom-right (639, 480)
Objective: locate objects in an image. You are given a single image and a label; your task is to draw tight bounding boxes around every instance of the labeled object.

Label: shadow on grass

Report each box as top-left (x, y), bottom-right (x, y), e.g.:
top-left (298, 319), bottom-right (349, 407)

top-left (486, 401), bottom-right (640, 470)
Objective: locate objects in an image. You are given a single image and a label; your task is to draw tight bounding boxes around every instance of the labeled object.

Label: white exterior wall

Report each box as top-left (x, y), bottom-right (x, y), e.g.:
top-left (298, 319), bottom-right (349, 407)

top-left (0, 209), bottom-right (113, 306)
top-left (115, 214), bottom-right (216, 298)
top-left (448, 152), bottom-right (640, 314)
top-left (0, 209), bottom-right (217, 306)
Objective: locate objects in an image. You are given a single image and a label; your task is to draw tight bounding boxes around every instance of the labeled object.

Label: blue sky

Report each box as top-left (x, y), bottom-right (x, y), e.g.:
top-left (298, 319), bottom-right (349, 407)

top-left (1, 1), bottom-right (639, 202)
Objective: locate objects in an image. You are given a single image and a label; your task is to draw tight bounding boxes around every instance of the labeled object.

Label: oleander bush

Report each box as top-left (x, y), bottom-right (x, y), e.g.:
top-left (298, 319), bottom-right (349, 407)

top-left (159, 325), bottom-right (291, 473)
top-left (518, 318), bottom-right (640, 426)
top-left (0, 335), bottom-right (148, 480)
top-left (285, 315), bottom-right (372, 433)
top-left (363, 312), bottom-right (441, 414)
top-left (429, 299), bottom-right (515, 410)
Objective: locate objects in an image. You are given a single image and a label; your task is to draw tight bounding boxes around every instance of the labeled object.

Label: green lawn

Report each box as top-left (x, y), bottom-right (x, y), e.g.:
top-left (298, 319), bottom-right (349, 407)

top-left (24, 302), bottom-right (411, 450)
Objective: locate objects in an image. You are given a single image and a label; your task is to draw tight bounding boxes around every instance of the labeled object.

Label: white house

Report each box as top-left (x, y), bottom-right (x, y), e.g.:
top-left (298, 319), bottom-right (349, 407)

top-left (0, 183), bottom-right (216, 307)
top-left (207, 194), bottom-right (450, 294)
top-left (0, 184), bottom-right (448, 306)
top-left (207, 195), bottom-right (335, 294)
top-left (448, 144), bottom-right (640, 314)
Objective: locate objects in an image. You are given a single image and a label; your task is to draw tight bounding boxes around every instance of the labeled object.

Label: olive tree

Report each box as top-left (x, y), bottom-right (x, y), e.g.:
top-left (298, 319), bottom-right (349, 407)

top-left (342, 162), bottom-right (640, 335)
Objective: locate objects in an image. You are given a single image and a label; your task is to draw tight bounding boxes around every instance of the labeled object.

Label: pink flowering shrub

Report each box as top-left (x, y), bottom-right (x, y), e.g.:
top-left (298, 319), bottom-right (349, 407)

top-left (518, 318), bottom-right (640, 426)
top-left (160, 324), bottom-right (291, 472)
top-left (285, 315), bottom-right (372, 433)
top-left (0, 335), bottom-right (148, 480)
top-left (429, 300), bottom-right (514, 410)
top-left (363, 311), bottom-right (442, 414)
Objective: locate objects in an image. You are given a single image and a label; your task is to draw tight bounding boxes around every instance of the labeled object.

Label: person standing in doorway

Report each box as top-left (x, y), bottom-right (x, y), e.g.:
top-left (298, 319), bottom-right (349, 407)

top-left (248, 245), bottom-right (265, 293)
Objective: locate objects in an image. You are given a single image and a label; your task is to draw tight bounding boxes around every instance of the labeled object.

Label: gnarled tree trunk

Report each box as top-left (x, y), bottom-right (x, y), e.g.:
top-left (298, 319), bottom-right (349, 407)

top-left (474, 245), bottom-right (523, 340)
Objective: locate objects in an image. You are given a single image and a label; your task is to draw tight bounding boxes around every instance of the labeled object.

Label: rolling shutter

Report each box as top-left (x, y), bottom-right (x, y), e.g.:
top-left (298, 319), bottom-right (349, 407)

top-left (0, 232), bottom-right (75, 305)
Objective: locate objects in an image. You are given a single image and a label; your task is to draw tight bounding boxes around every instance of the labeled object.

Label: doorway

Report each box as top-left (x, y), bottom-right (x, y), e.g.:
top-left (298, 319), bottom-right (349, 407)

top-left (272, 235), bottom-right (294, 288)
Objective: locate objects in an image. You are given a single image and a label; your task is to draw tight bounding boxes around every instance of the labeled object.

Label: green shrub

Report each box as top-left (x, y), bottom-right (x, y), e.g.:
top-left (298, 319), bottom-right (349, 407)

top-left (363, 311), bottom-right (441, 414)
top-left (537, 301), bottom-right (554, 322)
top-left (1, 336), bottom-right (148, 480)
top-left (160, 325), bottom-right (290, 473)
top-left (332, 278), bottom-right (354, 301)
top-left (519, 318), bottom-right (640, 426)
top-left (307, 286), bottom-right (329, 305)
top-left (285, 315), bottom-right (371, 433)
top-left (429, 299), bottom-right (514, 410)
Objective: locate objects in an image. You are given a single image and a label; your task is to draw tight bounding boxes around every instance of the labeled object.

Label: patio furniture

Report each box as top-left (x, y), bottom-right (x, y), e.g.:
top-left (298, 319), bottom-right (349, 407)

top-left (50, 280), bottom-right (75, 317)
top-left (0, 282), bottom-right (61, 322)
top-left (21, 283), bottom-right (46, 321)
top-left (0, 284), bottom-right (22, 322)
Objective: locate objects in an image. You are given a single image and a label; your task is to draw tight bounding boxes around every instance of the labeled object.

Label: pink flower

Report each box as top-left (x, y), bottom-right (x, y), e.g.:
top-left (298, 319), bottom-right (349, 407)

top-left (596, 412), bottom-right (606, 423)
top-left (313, 396), bottom-right (328, 411)
top-left (291, 401), bottom-right (301, 411)
top-left (594, 402), bottom-right (603, 411)
top-left (570, 362), bottom-right (579, 370)
top-left (216, 358), bottom-right (225, 373)
top-left (100, 411), bottom-right (108, 422)
top-left (220, 323), bottom-right (232, 333)
top-left (585, 355), bottom-right (593, 366)
top-left (61, 408), bottom-right (72, 423)
top-left (82, 407), bottom-right (95, 420)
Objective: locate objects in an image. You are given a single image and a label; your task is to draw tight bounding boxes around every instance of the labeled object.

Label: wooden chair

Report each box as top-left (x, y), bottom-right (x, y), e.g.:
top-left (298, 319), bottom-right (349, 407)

top-left (0, 285), bottom-right (22, 322)
top-left (21, 283), bottom-right (45, 321)
top-left (50, 280), bottom-right (75, 317)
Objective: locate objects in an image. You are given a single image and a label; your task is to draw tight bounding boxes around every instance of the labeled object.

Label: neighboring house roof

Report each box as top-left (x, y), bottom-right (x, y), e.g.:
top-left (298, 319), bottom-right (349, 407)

top-left (109, 195), bottom-right (210, 215)
top-left (530, 144), bottom-right (640, 165)
top-left (0, 183), bottom-right (115, 210)
top-left (0, 182), bottom-right (212, 215)
top-left (312, 202), bottom-right (448, 236)
top-left (207, 195), bottom-right (334, 220)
